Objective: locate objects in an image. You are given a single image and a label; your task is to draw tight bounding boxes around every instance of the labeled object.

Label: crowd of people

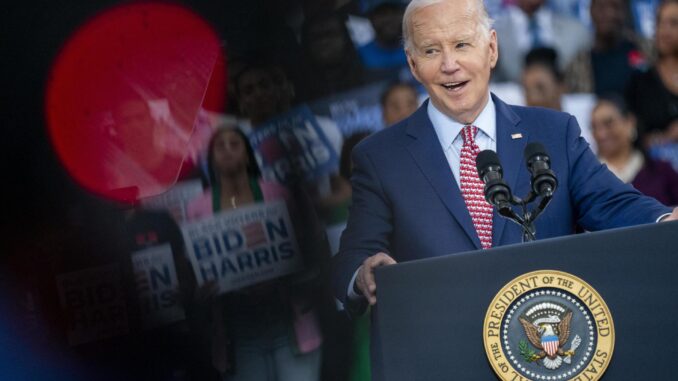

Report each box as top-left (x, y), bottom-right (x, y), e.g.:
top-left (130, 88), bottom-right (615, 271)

top-left (9, 0), bottom-right (678, 380)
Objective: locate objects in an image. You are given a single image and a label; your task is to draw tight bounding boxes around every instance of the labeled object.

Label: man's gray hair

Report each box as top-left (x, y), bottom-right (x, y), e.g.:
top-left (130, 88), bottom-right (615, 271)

top-left (402, 0), bottom-right (494, 51)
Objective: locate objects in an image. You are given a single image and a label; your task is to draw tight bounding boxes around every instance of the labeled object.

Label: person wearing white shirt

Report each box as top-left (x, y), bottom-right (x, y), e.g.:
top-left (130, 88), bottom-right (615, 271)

top-left (492, 0), bottom-right (591, 83)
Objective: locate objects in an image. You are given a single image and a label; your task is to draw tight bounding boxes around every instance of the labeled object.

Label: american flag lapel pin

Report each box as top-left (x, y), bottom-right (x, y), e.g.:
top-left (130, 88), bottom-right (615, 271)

top-left (511, 133), bottom-right (523, 140)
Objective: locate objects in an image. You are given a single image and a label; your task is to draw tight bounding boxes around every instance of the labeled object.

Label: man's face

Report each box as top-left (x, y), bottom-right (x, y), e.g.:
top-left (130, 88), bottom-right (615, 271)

top-left (305, 18), bottom-right (349, 66)
top-left (237, 68), bottom-right (280, 123)
top-left (405, 0), bottom-right (498, 124)
top-left (113, 99), bottom-right (156, 153)
top-left (590, 0), bottom-right (625, 38)
top-left (370, 6), bottom-right (405, 47)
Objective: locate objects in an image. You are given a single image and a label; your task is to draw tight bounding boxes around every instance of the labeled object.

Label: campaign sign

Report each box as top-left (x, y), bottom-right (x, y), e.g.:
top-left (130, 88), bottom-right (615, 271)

top-left (248, 105), bottom-right (338, 183)
top-left (181, 200), bottom-right (303, 293)
top-left (140, 179), bottom-right (203, 223)
top-left (309, 81), bottom-right (389, 136)
top-left (131, 244), bottom-right (186, 329)
top-left (56, 264), bottom-right (129, 346)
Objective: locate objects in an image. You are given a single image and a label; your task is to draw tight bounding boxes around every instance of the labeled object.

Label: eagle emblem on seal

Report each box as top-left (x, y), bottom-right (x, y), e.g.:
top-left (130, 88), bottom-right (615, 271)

top-left (518, 302), bottom-right (582, 370)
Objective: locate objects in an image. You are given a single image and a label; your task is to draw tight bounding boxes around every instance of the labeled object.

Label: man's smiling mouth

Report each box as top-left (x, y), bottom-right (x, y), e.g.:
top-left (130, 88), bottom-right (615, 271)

top-left (441, 80), bottom-right (469, 91)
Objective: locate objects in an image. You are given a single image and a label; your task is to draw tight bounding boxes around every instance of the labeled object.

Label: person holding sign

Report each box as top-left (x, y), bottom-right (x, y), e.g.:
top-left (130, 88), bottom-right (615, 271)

top-left (186, 127), bottom-right (323, 381)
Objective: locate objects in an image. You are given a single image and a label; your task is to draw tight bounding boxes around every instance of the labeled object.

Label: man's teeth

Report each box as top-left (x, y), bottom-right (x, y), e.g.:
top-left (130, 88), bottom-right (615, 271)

top-left (443, 82), bottom-right (465, 89)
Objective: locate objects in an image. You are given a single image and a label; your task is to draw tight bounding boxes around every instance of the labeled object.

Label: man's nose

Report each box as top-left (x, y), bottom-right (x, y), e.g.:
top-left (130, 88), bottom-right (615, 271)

top-left (440, 49), bottom-right (460, 73)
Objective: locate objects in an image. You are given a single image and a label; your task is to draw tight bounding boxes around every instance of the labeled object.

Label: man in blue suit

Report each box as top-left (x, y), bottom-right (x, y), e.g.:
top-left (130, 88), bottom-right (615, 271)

top-left (332, 0), bottom-right (677, 323)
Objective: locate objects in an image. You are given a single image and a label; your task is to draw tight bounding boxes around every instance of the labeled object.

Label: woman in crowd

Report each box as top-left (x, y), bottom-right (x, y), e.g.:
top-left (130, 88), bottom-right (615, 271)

top-left (591, 95), bottom-right (678, 206)
top-left (625, 0), bottom-right (678, 147)
top-left (186, 127), bottom-right (323, 381)
top-left (521, 47), bottom-right (565, 111)
top-left (380, 82), bottom-right (419, 127)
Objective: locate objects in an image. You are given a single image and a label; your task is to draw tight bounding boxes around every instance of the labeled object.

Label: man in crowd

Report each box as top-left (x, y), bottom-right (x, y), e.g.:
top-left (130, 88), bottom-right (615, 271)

top-left (358, 2), bottom-right (409, 76)
top-left (565, 0), bottom-right (650, 96)
top-left (331, 0), bottom-right (678, 378)
top-left (493, 0), bottom-right (590, 82)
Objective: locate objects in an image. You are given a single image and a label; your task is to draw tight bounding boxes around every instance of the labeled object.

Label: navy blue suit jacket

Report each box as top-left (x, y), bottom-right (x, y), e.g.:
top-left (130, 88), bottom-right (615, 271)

top-left (333, 95), bottom-right (670, 298)
top-left (331, 95), bottom-right (670, 378)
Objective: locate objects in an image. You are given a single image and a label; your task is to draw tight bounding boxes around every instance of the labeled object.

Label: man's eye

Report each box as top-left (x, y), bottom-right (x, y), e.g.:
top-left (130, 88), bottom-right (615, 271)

top-left (425, 49), bottom-right (438, 55)
top-left (457, 43), bottom-right (469, 49)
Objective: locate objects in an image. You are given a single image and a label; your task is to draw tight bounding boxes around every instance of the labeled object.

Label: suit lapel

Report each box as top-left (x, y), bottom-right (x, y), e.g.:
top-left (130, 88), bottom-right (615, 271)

top-left (492, 94), bottom-right (526, 245)
top-left (405, 101), bottom-right (482, 250)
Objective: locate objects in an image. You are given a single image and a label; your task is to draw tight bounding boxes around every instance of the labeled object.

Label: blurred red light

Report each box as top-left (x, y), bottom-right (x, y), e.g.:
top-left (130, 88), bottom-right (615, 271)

top-left (46, 3), bottom-right (224, 203)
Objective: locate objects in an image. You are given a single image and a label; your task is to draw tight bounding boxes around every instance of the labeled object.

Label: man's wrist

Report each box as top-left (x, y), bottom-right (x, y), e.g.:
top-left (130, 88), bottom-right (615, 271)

top-left (353, 276), bottom-right (362, 295)
top-left (657, 213), bottom-right (672, 223)
top-left (347, 266), bottom-right (364, 301)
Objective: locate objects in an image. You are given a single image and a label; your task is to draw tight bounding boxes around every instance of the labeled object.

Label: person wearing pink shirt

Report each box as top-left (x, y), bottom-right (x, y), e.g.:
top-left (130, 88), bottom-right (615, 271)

top-left (187, 127), bottom-right (323, 381)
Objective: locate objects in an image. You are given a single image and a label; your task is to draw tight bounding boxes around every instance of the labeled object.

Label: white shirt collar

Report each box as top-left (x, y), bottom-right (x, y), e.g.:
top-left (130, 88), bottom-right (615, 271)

top-left (427, 94), bottom-right (496, 150)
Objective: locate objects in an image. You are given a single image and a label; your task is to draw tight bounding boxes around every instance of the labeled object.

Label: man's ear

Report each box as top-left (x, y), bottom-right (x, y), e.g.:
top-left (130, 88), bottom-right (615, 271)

top-left (405, 48), bottom-right (422, 83)
top-left (488, 30), bottom-right (498, 69)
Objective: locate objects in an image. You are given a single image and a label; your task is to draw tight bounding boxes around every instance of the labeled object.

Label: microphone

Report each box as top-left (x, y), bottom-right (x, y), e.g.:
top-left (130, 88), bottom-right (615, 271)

top-left (524, 143), bottom-right (558, 198)
top-left (476, 150), bottom-right (512, 209)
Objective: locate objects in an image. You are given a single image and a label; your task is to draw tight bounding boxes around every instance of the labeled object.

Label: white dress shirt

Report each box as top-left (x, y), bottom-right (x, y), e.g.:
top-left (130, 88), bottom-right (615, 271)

top-left (347, 95), bottom-right (497, 301)
top-left (427, 95), bottom-right (497, 185)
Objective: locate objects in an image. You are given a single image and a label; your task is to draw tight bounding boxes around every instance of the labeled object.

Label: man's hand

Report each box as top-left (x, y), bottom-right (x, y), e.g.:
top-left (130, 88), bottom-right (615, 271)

top-left (662, 207), bottom-right (678, 222)
top-left (356, 252), bottom-right (397, 305)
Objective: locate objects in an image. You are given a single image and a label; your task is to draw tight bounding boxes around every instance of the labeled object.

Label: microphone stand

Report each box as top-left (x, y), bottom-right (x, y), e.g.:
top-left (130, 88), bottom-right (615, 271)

top-left (497, 189), bottom-right (553, 242)
top-left (477, 147), bottom-right (556, 243)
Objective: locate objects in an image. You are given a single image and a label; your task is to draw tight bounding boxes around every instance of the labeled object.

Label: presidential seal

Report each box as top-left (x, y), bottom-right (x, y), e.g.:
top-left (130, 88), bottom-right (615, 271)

top-left (483, 270), bottom-right (614, 381)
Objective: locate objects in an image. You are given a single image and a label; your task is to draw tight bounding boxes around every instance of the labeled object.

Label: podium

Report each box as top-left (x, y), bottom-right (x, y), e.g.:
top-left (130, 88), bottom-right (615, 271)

top-left (375, 221), bottom-right (678, 380)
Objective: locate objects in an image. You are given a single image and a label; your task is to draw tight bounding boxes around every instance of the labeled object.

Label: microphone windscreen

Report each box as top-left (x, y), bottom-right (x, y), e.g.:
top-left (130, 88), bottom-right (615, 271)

top-left (524, 142), bottom-right (548, 162)
top-left (476, 149), bottom-right (501, 176)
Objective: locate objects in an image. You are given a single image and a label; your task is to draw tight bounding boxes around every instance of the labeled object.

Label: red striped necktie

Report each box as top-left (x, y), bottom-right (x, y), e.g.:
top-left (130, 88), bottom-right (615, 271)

top-left (459, 125), bottom-right (493, 249)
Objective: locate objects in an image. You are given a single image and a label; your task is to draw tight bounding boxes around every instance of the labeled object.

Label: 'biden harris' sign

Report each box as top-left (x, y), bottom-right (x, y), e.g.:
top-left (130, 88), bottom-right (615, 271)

top-left (248, 105), bottom-right (338, 184)
top-left (56, 264), bottom-right (129, 346)
top-left (131, 244), bottom-right (186, 329)
top-left (180, 200), bottom-right (303, 293)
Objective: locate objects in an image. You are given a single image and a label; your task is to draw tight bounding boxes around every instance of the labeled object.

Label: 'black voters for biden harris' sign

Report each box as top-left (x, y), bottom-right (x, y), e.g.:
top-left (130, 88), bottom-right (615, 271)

top-left (180, 200), bottom-right (303, 293)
